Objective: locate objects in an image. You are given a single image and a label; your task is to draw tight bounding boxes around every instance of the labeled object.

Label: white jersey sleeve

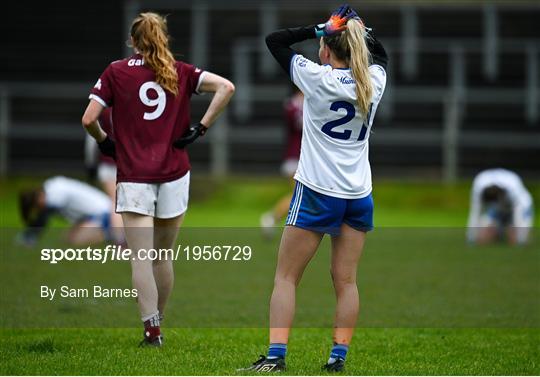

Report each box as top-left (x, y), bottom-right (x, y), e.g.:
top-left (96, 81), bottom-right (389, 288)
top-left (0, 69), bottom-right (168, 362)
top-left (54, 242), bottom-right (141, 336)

top-left (466, 186), bottom-right (483, 242)
top-left (290, 54), bottom-right (328, 96)
top-left (370, 65), bottom-right (387, 104)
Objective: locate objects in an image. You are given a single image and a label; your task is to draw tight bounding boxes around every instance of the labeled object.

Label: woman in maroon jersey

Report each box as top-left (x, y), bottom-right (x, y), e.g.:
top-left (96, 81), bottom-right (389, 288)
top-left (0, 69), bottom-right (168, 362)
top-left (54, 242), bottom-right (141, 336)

top-left (81, 12), bottom-right (235, 346)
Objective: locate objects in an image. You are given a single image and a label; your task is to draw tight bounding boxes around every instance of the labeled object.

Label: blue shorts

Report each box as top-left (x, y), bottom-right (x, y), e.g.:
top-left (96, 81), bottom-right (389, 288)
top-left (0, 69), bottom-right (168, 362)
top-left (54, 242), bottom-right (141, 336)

top-left (485, 204), bottom-right (512, 227)
top-left (285, 181), bottom-right (374, 236)
top-left (84, 212), bottom-right (112, 241)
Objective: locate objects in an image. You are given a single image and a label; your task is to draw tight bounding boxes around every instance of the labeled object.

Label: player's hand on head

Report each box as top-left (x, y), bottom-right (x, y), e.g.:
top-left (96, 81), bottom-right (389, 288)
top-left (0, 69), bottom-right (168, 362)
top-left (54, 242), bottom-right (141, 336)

top-left (346, 7), bottom-right (369, 30)
top-left (97, 136), bottom-right (116, 159)
top-left (173, 122), bottom-right (208, 149)
top-left (315, 4), bottom-right (357, 37)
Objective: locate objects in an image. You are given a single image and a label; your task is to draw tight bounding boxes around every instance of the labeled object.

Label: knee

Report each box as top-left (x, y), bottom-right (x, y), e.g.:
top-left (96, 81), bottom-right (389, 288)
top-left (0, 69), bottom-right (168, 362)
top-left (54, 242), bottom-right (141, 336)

top-left (274, 272), bottom-right (301, 288)
top-left (330, 268), bottom-right (356, 291)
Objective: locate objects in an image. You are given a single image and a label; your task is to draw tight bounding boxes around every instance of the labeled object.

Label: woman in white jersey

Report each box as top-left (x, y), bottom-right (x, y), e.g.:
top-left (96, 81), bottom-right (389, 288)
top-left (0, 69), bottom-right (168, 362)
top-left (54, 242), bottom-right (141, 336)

top-left (242, 5), bottom-right (387, 373)
top-left (18, 176), bottom-right (113, 246)
top-left (467, 168), bottom-right (534, 245)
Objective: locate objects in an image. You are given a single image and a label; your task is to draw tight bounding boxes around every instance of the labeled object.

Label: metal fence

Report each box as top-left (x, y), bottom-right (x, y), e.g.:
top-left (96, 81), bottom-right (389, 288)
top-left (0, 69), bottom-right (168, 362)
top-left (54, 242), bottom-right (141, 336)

top-left (1, 1), bottom-right (539, 180)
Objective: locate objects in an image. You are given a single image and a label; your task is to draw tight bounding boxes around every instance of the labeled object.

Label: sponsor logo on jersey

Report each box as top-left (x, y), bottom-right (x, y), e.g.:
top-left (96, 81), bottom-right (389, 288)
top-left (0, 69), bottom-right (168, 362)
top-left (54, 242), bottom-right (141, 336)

top-left (128, 58), bottom-right (145, 67)
top-left (339, 76), bottom-right (355, 85)
top-left (298, 57), bottom-right (308, 68)
top-left (94, 79), bottom-right (102, 90)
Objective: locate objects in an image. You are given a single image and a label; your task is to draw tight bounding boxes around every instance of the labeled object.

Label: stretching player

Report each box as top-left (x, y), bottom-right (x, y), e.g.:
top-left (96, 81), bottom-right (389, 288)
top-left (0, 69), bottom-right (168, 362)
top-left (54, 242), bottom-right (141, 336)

top-left (260, 86), bottom-right (303, 237)
top-left (243, 4), bottom-right (387, 372)
top-left (18, 176), bottom-right (113, 246)
top-left (82, 12), bottom-right (235, 346)
top-left (467, 168), bottom-right (534, 245)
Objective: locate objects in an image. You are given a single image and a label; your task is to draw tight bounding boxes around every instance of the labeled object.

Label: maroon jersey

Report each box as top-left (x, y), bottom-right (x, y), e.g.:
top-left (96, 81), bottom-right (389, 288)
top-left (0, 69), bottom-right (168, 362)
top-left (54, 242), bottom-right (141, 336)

top-left (89, 54), bottom-right (203, 183)
top-left (98, 107), bottom-right (115, 165)
top-left (283, 92), bottom-right (303, 160)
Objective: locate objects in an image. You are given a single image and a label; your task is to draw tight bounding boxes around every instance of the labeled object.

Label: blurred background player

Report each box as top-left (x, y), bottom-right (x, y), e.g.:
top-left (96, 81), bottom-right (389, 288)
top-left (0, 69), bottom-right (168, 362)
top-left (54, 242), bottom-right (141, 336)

top-left (18, 176), bottom-right (113, 246)
top-left (85, 107), bottom-right (124, 243)
top-left (260, 85), bottom-right (303, 237)
top-left (82, 12), bottom-right (235, 347)
top-left (467, 168), bottom-right (534, 245)
top-left (243, 4), bottom-right (387, 372)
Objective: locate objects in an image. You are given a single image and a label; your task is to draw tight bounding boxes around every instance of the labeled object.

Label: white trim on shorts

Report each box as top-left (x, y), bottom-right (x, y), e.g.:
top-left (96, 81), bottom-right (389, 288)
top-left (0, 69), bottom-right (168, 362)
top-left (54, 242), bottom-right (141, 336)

top-left (286, 182), bottom-right (304, 226)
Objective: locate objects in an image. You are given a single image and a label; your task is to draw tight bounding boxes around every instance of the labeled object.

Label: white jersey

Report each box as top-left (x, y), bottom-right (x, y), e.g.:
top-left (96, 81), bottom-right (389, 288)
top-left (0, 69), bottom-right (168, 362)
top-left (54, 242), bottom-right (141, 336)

top-left (290, 54), bottom-right (387, 199)
top-left (467, 169), bottom-right (534, 242)
top-left (43, 176), bottom-right (111, 223)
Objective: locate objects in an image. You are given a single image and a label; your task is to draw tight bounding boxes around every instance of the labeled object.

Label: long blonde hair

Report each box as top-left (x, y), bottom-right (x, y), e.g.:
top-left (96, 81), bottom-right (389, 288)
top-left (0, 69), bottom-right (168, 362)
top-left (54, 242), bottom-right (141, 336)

top-left (130, 12), bottom-right (178, 96)
top-left (323, 19), bottom-right (373, 117)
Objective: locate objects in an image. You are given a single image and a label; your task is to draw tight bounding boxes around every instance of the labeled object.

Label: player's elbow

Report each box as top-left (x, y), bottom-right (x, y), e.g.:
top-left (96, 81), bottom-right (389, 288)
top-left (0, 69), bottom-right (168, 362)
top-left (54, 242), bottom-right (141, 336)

top-left (265, 32), bottom-right (278, 49)
top-left (81, 113), bottom-right (98, 129)
top-left (222, 80), bottom-right (235, 96)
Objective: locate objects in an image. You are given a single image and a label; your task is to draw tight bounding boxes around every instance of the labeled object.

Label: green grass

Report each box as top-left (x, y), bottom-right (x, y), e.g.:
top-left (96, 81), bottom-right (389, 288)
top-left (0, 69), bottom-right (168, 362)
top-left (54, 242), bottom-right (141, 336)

top-left (1, 175), bottom-right (539, 375)
top-left (1, 328), bottom-right (538, 375)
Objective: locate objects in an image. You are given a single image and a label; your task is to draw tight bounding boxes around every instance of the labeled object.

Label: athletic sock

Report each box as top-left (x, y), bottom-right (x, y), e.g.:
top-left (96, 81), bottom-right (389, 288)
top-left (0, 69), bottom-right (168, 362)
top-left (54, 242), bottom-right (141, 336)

top-left (267, 343), bottom-right (287, 359)
top-left (142, 312), bottom-right (161, 340)
top-left (328, 343), bottom-right (349, 363)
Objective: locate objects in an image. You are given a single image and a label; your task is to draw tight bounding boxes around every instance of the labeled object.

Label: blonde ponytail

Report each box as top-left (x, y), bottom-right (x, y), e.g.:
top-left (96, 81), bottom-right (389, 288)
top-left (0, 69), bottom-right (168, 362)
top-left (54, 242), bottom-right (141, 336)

top-left (323, 19), bottom-right (373, 118)
top-left (131, 13), bottom-right (179, 96)
top-left (345, 20), bottom-right (372, 117)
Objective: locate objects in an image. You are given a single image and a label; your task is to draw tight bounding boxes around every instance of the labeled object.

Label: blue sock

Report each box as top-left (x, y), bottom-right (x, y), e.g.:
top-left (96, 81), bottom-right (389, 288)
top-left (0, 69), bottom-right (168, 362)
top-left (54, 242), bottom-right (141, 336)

top-left (268, 343), bottom-right (287, 359)
top-left (329, 343), bottom-right (349, 361)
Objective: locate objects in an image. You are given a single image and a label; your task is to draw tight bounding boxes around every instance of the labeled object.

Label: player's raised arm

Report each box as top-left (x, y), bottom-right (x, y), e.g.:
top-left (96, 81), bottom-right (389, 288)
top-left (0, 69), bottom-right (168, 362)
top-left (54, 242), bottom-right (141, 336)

top-left (173, 72), bottom-right (235, 149)
top-left (365, 28), bottom-right (388, 69)
top-left (265, 4), bottom-right (355, 76)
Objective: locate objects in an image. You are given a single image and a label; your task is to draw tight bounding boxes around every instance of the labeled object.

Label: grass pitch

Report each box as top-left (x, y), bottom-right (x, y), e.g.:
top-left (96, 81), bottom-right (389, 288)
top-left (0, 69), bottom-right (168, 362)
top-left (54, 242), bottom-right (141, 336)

top-left (0, 176), bottom-right (539, 375)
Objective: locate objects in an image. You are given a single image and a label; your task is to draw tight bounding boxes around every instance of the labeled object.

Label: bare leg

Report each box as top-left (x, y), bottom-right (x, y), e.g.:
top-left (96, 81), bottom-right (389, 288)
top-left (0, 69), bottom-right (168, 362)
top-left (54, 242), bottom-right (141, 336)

top-left (269, 226), bottom-right (323, 344)
top-left (121, 212), bottom-right (156, 320)
top-left (477, 226), bottom-right (498, 245)
top-left (330, 223), bottom-right (366, 345)
top-left (153, 215), bottom-right (184, 317)
top-left (67, 221), bottom-right (105, 245)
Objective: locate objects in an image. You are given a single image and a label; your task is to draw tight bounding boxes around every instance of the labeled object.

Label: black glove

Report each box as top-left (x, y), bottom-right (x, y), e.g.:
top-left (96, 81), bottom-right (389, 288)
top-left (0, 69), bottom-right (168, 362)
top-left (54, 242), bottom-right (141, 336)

top-left (98, 136), bottom-right (116, 159)
top-left (173, 122), bottom-right (208, 149)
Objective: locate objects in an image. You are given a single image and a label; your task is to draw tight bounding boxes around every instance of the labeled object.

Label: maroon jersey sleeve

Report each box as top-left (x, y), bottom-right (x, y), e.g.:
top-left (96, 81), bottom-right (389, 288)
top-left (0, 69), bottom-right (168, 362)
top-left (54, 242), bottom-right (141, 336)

top-left (89, 64), bottom-right (115, 107)
top-left (181, 62), bottom-right (204, 95)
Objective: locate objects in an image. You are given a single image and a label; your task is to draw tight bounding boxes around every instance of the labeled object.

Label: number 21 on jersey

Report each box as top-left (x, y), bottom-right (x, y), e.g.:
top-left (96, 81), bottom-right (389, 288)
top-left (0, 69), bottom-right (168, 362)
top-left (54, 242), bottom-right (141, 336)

top-left (139, 81), bottom-right (166, 120)
top-left (321, 101), bottom-right (373, 141)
